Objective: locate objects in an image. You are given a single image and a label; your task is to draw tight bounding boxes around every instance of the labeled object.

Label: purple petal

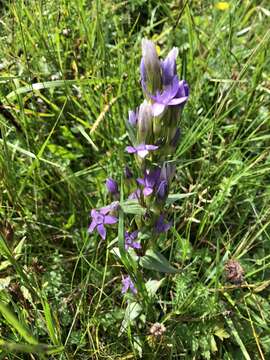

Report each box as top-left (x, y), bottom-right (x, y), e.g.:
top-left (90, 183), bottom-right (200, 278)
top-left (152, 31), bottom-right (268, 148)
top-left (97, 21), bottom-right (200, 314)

top-left (131, 242), bottom-right (141, 249)
top-left (143, 187), bottom-right (153, 196)
top-left (129, 282), bottom-right (137, 295)
top-left (145, 145), bottom-right (159, 151)
top-left (97, 224), bottom-right (106, 240)
top-left (88, 220), bottom-right (97, 233)
top-left (135, 144), bottom-right (146, 151)
top-left (168, 96), bottom-right (188, 106)
top-left (100, 207), bottom-right (110, 215)
top-left (130, 230), bottom-right (139, 240)
top-left (137, 178), bottom-right (146, 186)
top-left (161, 47), bottom-right (178, 85)
top-left (104, 215), bottom-right (118, 225)
top-left (126, 146), bottom-right (136, 153)
top-left (100, 202), bottom-right (119, 215)
top-left (91, 209), bottom-right (99, 218)
top-left (176, 80), bottom-right (189, 98)
top-left (121, 277), bottom-right (130, 293)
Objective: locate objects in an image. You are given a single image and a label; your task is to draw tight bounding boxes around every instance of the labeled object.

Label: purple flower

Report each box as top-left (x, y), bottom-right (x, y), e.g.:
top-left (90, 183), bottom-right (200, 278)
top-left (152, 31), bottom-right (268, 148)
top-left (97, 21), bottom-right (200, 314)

top-left (154, 215), bottom-right (172, 233)
top-left (121, 275), bottom-right (137, 295)
top-left (125, 230), bottom-right (141, 250)
top-left (106, 178), bottom-right (119, 195)
top-left (151, 76), bottom-right (189, 117)
top-left (128, 109), bottom-right (138, 126)
top-left (88, 205), bottom-right (118, 240)
top-left (126, 144), bottom-right (158, 158)
top-left (137, 168), bottom-right (161, 196)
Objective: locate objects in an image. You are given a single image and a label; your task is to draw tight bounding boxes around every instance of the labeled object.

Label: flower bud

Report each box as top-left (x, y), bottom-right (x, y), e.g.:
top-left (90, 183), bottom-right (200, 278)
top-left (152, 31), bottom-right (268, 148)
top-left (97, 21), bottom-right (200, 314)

top-left (106, 178), bottom-right (119, 195)
top-left (141, 39), bottom-right (162, 94)
top-left (124, 166), bottom-right (133, 179)
top-left (128, 109), bottom-right (138, 126)
top-left (137, 100), bottom-right (153, 143)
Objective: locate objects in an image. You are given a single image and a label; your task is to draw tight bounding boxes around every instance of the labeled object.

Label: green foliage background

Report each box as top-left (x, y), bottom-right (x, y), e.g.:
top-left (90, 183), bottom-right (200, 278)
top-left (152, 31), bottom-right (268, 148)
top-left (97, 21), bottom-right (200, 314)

top-left (0, 0), bottom-right (270, 358)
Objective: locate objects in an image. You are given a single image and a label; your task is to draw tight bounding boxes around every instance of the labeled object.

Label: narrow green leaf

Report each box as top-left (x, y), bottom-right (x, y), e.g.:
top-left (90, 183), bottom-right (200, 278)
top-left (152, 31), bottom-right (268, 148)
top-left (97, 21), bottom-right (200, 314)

top-left (139, 250), bottom-right (181, 273)
top-left (121, 199), bottom-right (146, 215)
top-left (0, 302), bottom-right (38, 344)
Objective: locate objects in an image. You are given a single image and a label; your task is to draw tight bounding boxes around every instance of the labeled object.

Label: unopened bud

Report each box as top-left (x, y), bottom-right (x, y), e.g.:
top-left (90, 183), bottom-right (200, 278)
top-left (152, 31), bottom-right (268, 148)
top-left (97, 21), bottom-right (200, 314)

top-left (137, 100), bottom-right (153, 143)
top-left (141, 39), bottom-right (162, 94)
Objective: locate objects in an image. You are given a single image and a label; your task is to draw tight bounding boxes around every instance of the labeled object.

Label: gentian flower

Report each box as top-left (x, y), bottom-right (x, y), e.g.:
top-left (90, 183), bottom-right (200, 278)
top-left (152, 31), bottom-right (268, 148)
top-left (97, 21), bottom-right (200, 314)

top-left (125, 230), bottom-right (141, 250)
top-left (154, 215), bottom-right (172, 233)
top-left (106, 178), bottom-right (119, 195)
top-left (126, 144), bottom-right (158, 158)
top-left (137, 168), bottom-right (161, 196)
top-left (150, 76), bottom-right (189, 117)
top-left (88, 205), bottom-right (118, 240)
top-left (121, 275), bottom-right (137, 294)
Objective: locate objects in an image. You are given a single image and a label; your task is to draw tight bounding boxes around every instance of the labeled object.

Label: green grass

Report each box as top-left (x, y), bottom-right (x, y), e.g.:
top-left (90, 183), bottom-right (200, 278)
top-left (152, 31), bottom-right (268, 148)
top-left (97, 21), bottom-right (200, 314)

top-left (0, 0), bottom-right (270, 358)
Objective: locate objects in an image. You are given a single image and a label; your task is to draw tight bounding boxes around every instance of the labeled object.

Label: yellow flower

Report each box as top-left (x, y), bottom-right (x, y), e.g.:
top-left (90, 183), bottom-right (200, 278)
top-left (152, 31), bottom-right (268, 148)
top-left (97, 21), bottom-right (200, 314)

top-left (215, 2), bottom-right (230, 10)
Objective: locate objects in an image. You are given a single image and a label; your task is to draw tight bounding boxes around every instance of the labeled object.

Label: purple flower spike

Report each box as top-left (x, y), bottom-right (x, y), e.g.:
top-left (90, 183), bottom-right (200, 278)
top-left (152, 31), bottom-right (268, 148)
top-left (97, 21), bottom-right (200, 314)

top-left (151, 77), bottom-right (189, 117)
top-left (154, 215), bottom-right (172, 233)
top-left (106, 178), bottom-right (119, 195)
top-left (121, 275), bottom-right (137, 295)
top-left (125, 230), bottom-right (141, 250)
top-left (88, 207), bottom-right (118, 240)
top-left (126, 144), bottom-right (159, 158)
top-left (137, 168), bottom-right (161, 197)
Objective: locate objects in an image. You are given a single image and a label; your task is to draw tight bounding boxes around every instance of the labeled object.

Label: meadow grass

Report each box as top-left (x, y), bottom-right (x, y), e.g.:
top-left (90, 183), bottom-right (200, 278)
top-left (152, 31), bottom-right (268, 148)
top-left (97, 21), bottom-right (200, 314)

top-left (0, 0), bottom-right (270, 358)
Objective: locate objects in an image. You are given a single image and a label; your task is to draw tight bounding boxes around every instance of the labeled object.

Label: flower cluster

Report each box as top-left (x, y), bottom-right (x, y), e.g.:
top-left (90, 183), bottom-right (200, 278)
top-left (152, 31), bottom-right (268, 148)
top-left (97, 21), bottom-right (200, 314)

top-left (88, 39), bottom-right (189, 295)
